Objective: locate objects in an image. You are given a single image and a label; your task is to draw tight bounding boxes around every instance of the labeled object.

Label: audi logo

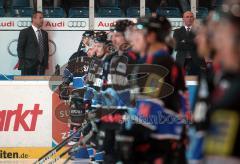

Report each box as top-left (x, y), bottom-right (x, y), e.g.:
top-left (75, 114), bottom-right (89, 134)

top-left (17, 21), bottom-right (31, 27)
top-left (8, 39), bottom-right (56, 57)
top-left (48, 40), bottom-right (57, 56)
top-left (8, 39), bottom-right (18, 57)
top-left (67, 21), bottom-right (86, 28)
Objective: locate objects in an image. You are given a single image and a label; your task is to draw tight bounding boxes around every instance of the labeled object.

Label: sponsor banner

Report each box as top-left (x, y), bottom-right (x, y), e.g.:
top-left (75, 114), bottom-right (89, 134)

top-left (94, 18), bottom-right (183, 30)
top-left (52, 90), bottom-right (70, 145)
top-left (95, 18), bottom-right (137, 30)
top-left (0, 80), bottom-right (197, 158)
top-left (0, 147), bottom-right (68, 159)
top-left (94, 18), bottom-right (184, 30)
top-left (0, 81), bottom-right (52, 147)
top-left (0, 18), bottom-right (183, 31)
top-left (0, 18), bottom-right (89, 31)
top-left (0, 147), bottom-right (49, 159)
top-left (0, 31), bottom-right (21, 75)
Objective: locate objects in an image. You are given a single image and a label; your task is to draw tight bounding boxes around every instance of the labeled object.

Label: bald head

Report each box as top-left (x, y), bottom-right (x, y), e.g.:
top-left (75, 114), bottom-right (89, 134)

top-left (183, 11), bottom-right (194, 27)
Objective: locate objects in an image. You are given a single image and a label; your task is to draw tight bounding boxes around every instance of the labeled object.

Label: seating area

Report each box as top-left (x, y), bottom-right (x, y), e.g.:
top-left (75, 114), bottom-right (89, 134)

top-left (213, 0), bottom-right (224, 9)
top-left (11, 0), bottom-right (30, 7)
top-left (126, 7), bottom-right (151, 17)
top-left (43, 7), bottom-right (65, 18)
top-left (196, 7), bottom-right (208, 19)
top-left (97, 7), bottom-right (122, 17)
top-left (0, 0), bottom-right (3, 7)
top-left (1, 0), bottom-right (32, 17)
top-left (68, 7), bottom-right (89, 18)
top-left (98, 0), bottom-right (119, 7)
top-left (0, 0), bottom-right (222, 18)
top-left (0, 6), bottom-right (4, 17)
top-left (156, 7), bottom-right (182, 18)
top-left (11, 7), bottom-right (33, 17)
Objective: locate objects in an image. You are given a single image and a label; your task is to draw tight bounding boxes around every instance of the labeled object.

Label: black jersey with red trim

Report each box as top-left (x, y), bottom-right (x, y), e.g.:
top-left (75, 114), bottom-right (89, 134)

top-left (144, 49), bottom-right (187, 113)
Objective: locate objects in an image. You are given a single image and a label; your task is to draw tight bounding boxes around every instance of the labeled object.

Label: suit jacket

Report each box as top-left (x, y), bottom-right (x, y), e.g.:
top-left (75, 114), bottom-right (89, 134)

top-left (173, 26), bottom-right (202, 68)
top-left (17, 26), bottom-right (49, 70)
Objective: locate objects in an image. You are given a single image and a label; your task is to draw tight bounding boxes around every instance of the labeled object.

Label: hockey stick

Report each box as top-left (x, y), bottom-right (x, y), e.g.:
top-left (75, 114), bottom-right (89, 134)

top-left (48, 130), bottom-right (94, 164)
top-left (63, 156), bottom-right (71, 164)
top-left (34, 122), bottom-right (89, 164)
top-left (35, 105), bottom-right (131, 164)
top-left (47, 146), bottom-right (72, 164)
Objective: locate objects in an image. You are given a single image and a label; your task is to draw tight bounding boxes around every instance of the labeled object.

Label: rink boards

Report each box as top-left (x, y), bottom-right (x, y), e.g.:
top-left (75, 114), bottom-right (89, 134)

top-left (0, 77), bottom-right (197, 159)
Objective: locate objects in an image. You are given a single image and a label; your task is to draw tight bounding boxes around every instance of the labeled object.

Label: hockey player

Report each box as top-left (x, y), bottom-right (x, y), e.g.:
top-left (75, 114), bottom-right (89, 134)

top-left (58, 33), bottom-right (96, 159)
top-left (77, 30), bottom-right (95, 53)
top-left (84, 31), bottom-right (113, 163)
top-left (203, 1), bottom-right (240, 163)
top-left (90, 20), bottom-right (137, 163)
top-left (115, 16), bottom-right (189, 164)
top-left (93, 31), bottom-right (109, 59)
top-left (188, 12), bottom-right (220, 162)
top-left (109, 19), bottom-right (139, 64)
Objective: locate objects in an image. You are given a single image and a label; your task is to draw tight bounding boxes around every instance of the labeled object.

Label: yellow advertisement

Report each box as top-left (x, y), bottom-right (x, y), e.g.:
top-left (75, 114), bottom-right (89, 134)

top-left (0, 147), bottom-right (68, 161)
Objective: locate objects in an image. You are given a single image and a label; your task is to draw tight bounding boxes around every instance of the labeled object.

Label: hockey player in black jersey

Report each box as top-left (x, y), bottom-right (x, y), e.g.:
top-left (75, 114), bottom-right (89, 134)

top-left (115, 16), bottom-right (189, 164)
top-left (77, 30), bottom-right (95, 53)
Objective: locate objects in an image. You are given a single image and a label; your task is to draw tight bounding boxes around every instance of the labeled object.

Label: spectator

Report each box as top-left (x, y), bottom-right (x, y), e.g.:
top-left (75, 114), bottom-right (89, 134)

top-left (173, 11), bottom-right (205, 75)
top-left (17, 11), bottom-right (49, 75)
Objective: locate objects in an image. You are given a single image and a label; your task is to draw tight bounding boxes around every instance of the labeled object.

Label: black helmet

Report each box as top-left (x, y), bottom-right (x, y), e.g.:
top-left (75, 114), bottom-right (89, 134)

top-left (135, 16), bottom-right (172, 42)
top-left (110, 19), bottom-right (135, 33)
top-left (94, 31), bottom-right (108, 43)
top-left (82, 30), bottom-right (95, 38)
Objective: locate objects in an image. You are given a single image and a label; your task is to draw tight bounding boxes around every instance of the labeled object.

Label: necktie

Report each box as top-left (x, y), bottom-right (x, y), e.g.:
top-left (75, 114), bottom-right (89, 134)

top-left (37, 29), bottom-right (44, 63)
top-left (187, 27), bottom-right (191, 33)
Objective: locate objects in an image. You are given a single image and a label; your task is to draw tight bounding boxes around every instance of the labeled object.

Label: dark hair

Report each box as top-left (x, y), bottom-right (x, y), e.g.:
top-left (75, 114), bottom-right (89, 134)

top-left (136, 16), bottom-right (172, 42)
top-left (82, 30), bottom-right (95, 38)
top-left (110, 19), bottom-right (134, 33)
top-left (94, 31), bottom-right (108, 43)
top-left (31, 11), bottom-right (43, 21)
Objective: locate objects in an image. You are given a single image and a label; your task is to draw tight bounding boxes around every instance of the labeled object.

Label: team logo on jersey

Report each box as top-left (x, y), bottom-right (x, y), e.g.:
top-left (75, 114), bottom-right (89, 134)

top-left (126, 64), bottom-right (174, 99)
top-left (143, 74), bottom-right (164, 98)
top-left (138, 103), bottom-right (151, 118)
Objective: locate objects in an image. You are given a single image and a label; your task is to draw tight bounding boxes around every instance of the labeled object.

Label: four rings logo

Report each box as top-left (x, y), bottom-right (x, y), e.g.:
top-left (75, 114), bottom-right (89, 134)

top-left (67, 21), bottom-right (86, 28)
top-left (17, 21), bottom-right (31, 27)
top-left (8, 39), bottom-right (56, 57)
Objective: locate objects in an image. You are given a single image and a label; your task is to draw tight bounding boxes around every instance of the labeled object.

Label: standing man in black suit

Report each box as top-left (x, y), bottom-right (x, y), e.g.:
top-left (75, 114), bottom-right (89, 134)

top-left (17, 11), bottom-right (49, 75)
top-left (173, 11), bottom-right (204, 75)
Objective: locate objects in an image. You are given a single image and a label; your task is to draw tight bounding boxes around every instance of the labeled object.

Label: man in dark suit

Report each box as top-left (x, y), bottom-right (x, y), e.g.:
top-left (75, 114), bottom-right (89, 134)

top-left (17, 11), bottom-right (49, 75)
top-left (173, 11), bottom-right (204, 75)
